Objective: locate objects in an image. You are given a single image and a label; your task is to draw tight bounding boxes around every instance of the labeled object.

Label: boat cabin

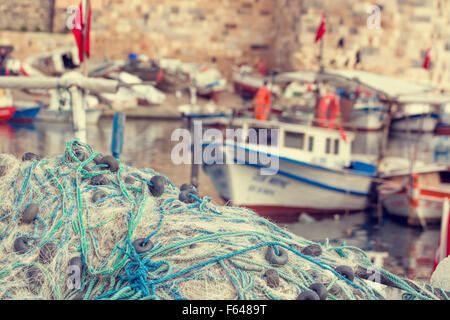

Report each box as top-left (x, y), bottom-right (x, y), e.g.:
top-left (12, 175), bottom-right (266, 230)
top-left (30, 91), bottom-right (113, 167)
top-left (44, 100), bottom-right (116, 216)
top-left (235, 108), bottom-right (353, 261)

top-left (229, 118), bottom-right (355, 170)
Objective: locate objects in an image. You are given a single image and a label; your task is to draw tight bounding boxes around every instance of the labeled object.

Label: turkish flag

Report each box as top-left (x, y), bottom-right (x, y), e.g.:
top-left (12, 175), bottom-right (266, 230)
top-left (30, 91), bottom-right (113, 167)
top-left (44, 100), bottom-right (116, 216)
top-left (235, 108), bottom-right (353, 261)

top-left (422, 48), bottom-right (431, 70)
top-left (315, 12), bottom-right (327, 43)
top-left (72, 2), bottom-right (91, 62)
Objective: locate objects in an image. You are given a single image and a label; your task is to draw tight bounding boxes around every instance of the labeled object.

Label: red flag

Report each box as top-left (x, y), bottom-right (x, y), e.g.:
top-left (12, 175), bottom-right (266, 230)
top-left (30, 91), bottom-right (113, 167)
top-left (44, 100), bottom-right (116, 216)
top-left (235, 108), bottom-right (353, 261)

top-left (72, 2), bottom-right (91, 63)
top-left (422, 47), bottom-right (431, 70)
top-left (315, 12), bottom-right (327, 43)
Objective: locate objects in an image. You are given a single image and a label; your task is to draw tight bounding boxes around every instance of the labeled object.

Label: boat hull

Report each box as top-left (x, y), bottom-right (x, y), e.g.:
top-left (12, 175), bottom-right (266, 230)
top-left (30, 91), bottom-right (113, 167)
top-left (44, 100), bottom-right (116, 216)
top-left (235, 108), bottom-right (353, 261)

top-left (347, 108), bottom-right (386, 131)
top-left (380, 187), bottom-right (448, 224)
top-left (0, 106), bottom-right (16, 121)
top-left (10, 106), bottom-right (41, 122)
top-left (203, 146), bottom-right (373, 220)
top-left (35, 108), bottom-right (103, 125)
top-left (391, 114), bottom-right (438, 132)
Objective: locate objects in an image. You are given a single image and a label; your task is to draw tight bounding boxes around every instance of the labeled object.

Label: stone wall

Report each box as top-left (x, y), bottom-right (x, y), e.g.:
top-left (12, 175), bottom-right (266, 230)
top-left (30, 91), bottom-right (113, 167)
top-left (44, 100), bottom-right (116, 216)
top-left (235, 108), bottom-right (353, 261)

top-left (0, 0), bottom-right (449, 87)
top-left (293, 0), bottom-right (450, 87)
top-left (0, 0), bottom-right (55, 32)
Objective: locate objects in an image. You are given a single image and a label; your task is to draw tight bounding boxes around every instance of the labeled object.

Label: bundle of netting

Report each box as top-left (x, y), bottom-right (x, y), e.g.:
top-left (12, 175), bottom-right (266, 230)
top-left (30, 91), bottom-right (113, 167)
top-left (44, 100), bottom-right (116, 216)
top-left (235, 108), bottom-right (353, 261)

top-left (0, 139), bottom-right (446, 300)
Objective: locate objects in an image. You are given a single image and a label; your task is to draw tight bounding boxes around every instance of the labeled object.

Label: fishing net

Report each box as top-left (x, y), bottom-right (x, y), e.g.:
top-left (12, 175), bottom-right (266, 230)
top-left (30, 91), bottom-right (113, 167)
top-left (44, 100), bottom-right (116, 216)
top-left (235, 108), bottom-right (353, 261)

top-left (0, 139), bottom-right (447, 300)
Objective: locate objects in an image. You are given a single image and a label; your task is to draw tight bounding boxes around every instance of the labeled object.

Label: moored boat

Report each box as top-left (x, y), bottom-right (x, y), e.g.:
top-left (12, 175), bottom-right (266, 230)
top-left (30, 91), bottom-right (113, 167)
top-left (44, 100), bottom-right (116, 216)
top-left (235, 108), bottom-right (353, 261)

top-left (378, 161), bottom-right (450, 225)
top-left (391, 104), bottom-right (439, 133)
top-left (202, 117), bottom-right (376, 222)
top-left (9, 101), bottom-right (42, 122)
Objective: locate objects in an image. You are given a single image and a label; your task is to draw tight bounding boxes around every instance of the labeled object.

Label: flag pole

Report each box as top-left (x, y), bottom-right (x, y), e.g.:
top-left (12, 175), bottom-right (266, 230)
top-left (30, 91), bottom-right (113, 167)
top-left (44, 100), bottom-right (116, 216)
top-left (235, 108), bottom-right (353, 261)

top-left (319, 38), bottom-right (324, 73)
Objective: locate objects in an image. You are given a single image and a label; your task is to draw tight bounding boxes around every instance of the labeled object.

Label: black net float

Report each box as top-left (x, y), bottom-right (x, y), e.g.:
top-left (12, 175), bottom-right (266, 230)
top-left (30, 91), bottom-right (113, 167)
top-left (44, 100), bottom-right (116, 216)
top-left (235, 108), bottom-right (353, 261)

top-left (264, 269), bottom-right (280, 289)
top-left (309, 282), bottom-right (328, 300)
top-left (39, 242), bottom-right (57, 264)
top-left (14, 236), bottom-right (30, 254)
top-left (22, 203), bottom-right (39, 224)
top-left (92, 190), bottom-right (107, 203)
top-left (149, 176), bottom-right (165, 197)
top-left (132, 238), bottom-right (154, 254)
top-left (297, 290), bottom-right (320, 300)
top-left (179, 189), bottom-right (199, 203)
top-left (93, 153), bottom-right (103, 165)
top-left (65, 148), bottom-right (88, 163)
top-left (0, 165), bottom-right (6, 177)
top-left (301, 244), bottom-right (322, 257)
top-left (90, 174), bottom-right (109, 186)
top-left (265, 246), bottom-right (288, 266)
top-left (26, 265), bottom-right (44, 286)
top-left (180, 183), bottom-right (195, 191)
top-left (335, 265), bottom-right (355, 282)
top-left (72, 290), bottom-right (86, 300)
top-left (125, 175), bottom-right (136, 185)
top-left (99, 155), bottom-right (119, 173)
top-left (22, 152), bottom-right (40, 162)
top-left (69, 256), bottom-right (83, 270)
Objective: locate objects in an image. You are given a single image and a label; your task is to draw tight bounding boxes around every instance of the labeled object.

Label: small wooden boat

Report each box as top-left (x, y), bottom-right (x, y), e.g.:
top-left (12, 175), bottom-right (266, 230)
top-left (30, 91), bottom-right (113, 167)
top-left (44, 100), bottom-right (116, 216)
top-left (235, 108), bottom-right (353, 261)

top-left (9, 101), bottom-right (42, 122)
top-left (378, 161), bottom-right (450, 225)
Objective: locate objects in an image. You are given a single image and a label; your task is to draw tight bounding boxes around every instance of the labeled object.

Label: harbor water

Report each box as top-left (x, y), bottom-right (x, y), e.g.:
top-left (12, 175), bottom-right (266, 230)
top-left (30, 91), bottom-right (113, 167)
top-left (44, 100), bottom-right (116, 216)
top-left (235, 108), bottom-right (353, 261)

top-left (0, 118), bottom-right (445, 282)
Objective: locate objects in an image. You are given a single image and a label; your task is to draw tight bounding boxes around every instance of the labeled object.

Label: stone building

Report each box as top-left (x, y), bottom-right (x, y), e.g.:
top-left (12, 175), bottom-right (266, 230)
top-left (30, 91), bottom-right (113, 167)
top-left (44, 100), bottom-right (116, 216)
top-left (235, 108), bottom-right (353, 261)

top-left (0, 0), bottom-right (449, 87)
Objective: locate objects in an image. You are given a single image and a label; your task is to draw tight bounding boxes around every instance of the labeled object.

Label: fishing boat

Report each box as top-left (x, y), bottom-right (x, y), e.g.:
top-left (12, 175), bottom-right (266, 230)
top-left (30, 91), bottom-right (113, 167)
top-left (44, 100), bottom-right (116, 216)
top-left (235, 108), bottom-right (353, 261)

top-left (391, 103), bottom-right (439, 133)
top-left (9, 101), bottom-right (42, 122)
top-left (232, 69), bottom-right (281, 98)
top-left (378, 160), bottom-right (450, 225)
top-left (0, 89), bottom-right (15, 121)
top-left (202, 117), bottom-right (376, 222)
top-left (436, 102), bottom-right (450, 135)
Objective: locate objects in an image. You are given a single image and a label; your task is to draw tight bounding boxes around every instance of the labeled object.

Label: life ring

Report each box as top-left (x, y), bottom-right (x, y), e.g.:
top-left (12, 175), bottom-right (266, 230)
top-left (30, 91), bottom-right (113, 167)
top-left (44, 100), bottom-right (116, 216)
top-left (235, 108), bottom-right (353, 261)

top-left (317, 94), bottom-right (341, 129)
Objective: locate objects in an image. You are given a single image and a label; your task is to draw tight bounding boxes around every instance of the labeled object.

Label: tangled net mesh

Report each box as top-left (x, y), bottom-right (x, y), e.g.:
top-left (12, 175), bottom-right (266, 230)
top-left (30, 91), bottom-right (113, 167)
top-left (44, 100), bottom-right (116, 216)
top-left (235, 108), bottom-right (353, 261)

top-left (0, 139), bottom-right (446, 300)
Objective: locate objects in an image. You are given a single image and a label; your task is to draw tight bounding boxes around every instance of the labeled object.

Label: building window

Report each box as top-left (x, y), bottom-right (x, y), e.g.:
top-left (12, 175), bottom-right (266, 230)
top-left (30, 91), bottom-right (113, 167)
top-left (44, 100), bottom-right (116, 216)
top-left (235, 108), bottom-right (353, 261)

top-left (284, 131), bottom-right (304, 149)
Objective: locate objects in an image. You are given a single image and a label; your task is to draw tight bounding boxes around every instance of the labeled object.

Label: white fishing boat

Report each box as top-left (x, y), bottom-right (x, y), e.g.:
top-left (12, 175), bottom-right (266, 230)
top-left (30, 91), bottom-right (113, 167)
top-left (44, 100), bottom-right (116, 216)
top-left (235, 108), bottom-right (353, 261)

top-left (378, 159), bottom-right (450, 225)
top-left (349, 101), bottom-right (387, 131)
top-left (202, 118), bottom-right (376, 221)
top-left (391, 104), bottom-right (439, 133)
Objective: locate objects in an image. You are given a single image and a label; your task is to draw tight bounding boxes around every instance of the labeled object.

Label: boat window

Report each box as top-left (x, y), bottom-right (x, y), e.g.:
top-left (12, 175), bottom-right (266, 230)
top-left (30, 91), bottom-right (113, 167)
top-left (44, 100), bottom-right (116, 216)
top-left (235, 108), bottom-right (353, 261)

top-left (334, 139), bottom-right (340, 155)
top-left (308, 136), bottom-right (314, 152)
top-left (246, 127), bottom-right (278, 146)
top-left (284, 131), bottom-right (304, 149)
top-left (325, 138), bottom-right (331, 154)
